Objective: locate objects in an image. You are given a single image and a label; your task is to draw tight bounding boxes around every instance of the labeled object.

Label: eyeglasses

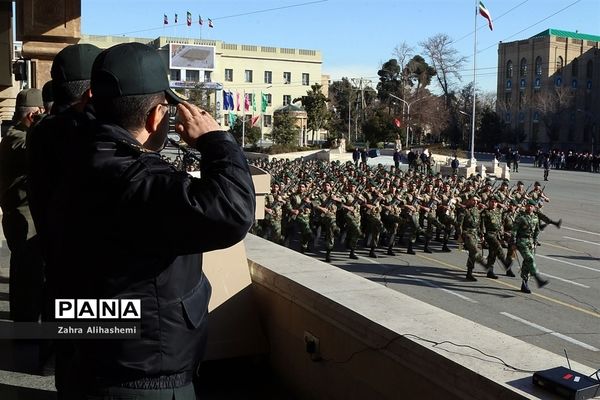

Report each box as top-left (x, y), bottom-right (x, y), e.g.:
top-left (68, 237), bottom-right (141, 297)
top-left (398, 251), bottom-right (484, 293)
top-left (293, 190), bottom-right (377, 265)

top-left (147, 102), bottom-right (170, 116)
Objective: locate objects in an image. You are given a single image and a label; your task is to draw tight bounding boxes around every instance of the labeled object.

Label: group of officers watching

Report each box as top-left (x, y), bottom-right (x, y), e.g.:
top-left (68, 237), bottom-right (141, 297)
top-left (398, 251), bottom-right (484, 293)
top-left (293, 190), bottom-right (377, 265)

top-left (0, 43), bottom-right (255, 398)
top-left (251, 157), bottom-right (562, 294)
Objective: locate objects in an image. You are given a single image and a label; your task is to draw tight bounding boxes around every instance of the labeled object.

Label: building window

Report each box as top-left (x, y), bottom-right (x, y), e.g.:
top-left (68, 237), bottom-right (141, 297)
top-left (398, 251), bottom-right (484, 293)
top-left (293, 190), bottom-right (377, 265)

top-left (520, 58), bottom-right (527, 77)
top-left (204, 71), bottom-right (212, 83)
top-left (263, 114), bottom-right (272, 127)
top-left (519, 91), bottom-right (526, 109)
top-left (265, 93), bottom-right (272, 106)
top-left (283, 72), bottom-right (291, 84)
top-left (535, 56), bottom-right (542, 76)
top-left (302, 73), bottom-right (310, 85)
top-left (556, 56), bottom-right (564, 74)
top-left (245, 70), bottom-right (253, 83)
top-left (170, 69), bottom-right (181, 81)
top-left (572, 58), bottom-right (579, 78)
top-left (186, 70), bottom-right (200, 82)
top-left (586, 60), bottom-right (593, 79)
top-left (506, 60), bottom-right (513, 79)
top-left (225, 68), bottom-right (233, 82)
top-left (283, 95), bottom-right (291, 106)
top-left (264, 71), bottom-right (272, 84)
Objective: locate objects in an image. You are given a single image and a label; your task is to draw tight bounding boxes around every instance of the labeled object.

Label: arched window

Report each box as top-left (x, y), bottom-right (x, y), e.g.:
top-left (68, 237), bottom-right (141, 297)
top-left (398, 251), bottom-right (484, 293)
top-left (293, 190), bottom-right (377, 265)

top-left (506, 60), bottom-right (513, 79)
top-left (556, 56), bottom-right (564, 74)
top-left (520, 58), bottom-right (527, 77)
top-left (535, 56), bottom-right (543, 76)
top-left (572, 58), bottom-right (579, 78)
top-left (586, 60), bottom-right (593, 79)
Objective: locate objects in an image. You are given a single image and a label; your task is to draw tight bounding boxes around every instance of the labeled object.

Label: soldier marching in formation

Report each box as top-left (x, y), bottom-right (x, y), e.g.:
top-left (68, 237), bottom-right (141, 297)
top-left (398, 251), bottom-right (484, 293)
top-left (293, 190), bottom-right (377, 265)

top-left (250, 158), bottom-right (561, 293)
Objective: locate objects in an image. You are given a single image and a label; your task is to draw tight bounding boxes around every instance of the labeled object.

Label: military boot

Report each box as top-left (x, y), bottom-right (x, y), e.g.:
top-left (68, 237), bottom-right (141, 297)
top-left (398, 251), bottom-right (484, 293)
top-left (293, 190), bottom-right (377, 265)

top-left (534, 273), bottom-right (549, 288)
top-left (406, 242), bottom-right (416, 255)
top-left (486, 268), bottom-right (498, 279)
top-left (369, 247), bottom-right (378, 258)
top-left (520, 280), bottom-right (531, 293)
top-left (349, 249), bottom-right (359, 260)
top-left (386, 247), bottom-right (396, 256)
top-left (553, 219), bottom-right (562, 229)
top-left (466, 269), bottom-right (477, 282)
top-left (325, 250), bottom-right (332, 263)
top-left (441, 238), bottom-right (451, 252)
top-left (423, 239), bottom-right (433, 253)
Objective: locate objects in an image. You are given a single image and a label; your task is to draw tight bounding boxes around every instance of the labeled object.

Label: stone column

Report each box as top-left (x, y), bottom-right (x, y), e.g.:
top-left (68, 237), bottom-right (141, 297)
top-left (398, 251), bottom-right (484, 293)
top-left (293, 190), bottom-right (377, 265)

top-left (16, 0), bottom-right (81, 88)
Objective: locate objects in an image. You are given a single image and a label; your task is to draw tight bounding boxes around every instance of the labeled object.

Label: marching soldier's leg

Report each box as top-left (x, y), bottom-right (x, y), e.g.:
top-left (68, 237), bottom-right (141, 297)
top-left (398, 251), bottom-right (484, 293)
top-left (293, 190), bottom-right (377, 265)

top-left (463, 232), bottom-right (487, 281)
top-left (485, 235), bottom-right (500, 279)
top-left (387, 223), bottom-right (398, 256)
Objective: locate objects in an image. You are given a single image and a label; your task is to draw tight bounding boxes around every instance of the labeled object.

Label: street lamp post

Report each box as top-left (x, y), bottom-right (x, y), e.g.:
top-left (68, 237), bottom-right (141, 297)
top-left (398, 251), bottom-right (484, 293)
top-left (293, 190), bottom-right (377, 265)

top-left (458, 110), bottom-right (471, 151)
top-left (389, 94), bottom-right (426, 149)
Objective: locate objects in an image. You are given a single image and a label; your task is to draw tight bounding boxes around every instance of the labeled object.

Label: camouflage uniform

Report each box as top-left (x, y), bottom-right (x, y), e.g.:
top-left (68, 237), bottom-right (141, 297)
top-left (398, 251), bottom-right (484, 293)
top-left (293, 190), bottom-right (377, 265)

top-left (481, 202), bottom-right (513, 278)
top-left (263, 194), bottom-right (284, 244)
top-left (315, 192), bottom-right (340, 261)
top-left (461, 199), bottom-right (487, 281)
top-left (342, 195), bottom-right (362, 259)
top-left (512, 204), bottom-right (548, 293)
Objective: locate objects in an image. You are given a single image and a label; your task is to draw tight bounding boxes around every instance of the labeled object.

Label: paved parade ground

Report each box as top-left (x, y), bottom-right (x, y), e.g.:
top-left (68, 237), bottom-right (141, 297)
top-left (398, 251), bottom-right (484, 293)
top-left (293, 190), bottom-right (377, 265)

top-left (324, 161), bottom-right (600, 369)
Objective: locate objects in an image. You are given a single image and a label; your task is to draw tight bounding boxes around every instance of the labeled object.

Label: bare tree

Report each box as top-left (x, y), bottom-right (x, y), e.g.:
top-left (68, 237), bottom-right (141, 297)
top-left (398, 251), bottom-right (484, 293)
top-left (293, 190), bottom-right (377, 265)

top-left (534, 86), bottom-right (573, 145)
top-left (420, 33), bottom-right (467, 108)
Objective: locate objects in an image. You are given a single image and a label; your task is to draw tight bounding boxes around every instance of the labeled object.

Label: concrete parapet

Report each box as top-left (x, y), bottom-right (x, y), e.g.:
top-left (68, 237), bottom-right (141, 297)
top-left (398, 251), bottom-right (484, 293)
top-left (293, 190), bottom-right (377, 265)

top-left (245, 234), bottom-right (595, 399)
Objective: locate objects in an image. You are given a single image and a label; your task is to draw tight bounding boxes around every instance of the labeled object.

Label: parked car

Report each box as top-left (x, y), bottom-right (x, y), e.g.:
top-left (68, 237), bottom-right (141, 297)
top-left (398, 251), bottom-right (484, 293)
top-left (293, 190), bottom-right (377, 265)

top-left (368, 148), bottom-right (380, 158)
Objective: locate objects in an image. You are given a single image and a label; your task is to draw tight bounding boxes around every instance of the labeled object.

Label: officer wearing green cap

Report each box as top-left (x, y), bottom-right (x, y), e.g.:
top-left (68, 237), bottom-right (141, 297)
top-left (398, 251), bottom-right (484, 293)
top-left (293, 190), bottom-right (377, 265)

top-left (512, 199), bottom-right (548, 293)
top-left (0, 88), bottom-right (44, 321)
top-left (39, 42), bottom-right (256, 398)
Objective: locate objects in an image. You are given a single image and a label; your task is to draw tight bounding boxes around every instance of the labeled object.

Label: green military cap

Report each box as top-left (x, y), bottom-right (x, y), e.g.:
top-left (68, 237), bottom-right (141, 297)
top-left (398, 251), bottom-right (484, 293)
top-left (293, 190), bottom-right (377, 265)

top-left (517, 180), bottom-right (524, 185)
top-left (527, 199), bottom-right (538, 206)
top-left (534, 181), bottom-right (541, 186)
top-left (16, 88), bottom-right (44, 108)
top-left (42, 80), bottom-right (53, 103)
top-left (52, 43), bottom-right (102, 83)
top-left (92, 42), bottom-right (183, 104)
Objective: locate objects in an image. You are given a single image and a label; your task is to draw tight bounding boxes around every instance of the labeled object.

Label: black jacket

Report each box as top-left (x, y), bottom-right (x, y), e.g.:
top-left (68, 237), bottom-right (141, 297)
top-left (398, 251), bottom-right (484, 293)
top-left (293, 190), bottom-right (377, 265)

top-left (35, 119), bottom-right (255, 388)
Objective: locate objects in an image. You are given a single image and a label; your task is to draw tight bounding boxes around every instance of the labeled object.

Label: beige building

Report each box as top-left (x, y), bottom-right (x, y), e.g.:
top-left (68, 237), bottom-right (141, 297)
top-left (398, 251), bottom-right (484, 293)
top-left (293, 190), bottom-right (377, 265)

top-left (82, 35), bottom-right (325, 142)
top-left (496, 29), bottom-right (600, 152)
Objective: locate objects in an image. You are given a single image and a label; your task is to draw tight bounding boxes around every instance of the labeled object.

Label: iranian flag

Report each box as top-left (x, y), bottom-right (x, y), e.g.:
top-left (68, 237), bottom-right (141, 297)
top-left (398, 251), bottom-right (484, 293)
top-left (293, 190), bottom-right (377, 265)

top-left (186, 12), bottom-right (192, 26)
top-left (479, 1), bottom-right (493, 31)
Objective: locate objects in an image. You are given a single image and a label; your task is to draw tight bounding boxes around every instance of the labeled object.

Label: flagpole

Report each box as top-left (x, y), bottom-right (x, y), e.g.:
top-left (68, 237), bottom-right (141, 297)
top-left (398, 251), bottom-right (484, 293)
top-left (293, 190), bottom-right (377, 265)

top-left (242, 91), bottom-right (246, 148)
top-left (470, 0), bottom-right (478, 166)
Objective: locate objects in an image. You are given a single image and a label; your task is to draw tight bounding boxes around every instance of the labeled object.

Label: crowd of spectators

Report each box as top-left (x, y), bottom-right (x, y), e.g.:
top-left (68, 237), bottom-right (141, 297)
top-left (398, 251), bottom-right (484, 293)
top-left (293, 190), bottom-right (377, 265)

top-left (533, 149), bottom-right (600, 173)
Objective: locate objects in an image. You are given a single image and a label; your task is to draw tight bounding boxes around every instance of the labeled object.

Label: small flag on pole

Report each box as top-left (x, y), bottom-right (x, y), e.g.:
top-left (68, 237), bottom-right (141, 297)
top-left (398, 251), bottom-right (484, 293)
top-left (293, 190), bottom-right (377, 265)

top-left (261, 93), bottom-right (268, 113)
top-left (174, 13), bottom-right (178, 24)
top-left (244, 94), bottom-right (250, 111)
top-left (208, 18), bottom-right (214, 28)
top-left (186, 12), bottom-right (192, 26)
top-left (252, 93), bottom-right (257, 112)
top-left (163, 14), bottom-right (168, 25)
top-left (251, 115), bottom-right (260, 127)
top-left (478, 1), bottom-right (493, 31)
top-left (199, 15), bottom-right (203, 25)
top-left (394, 118), bottom-right (402, 128)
